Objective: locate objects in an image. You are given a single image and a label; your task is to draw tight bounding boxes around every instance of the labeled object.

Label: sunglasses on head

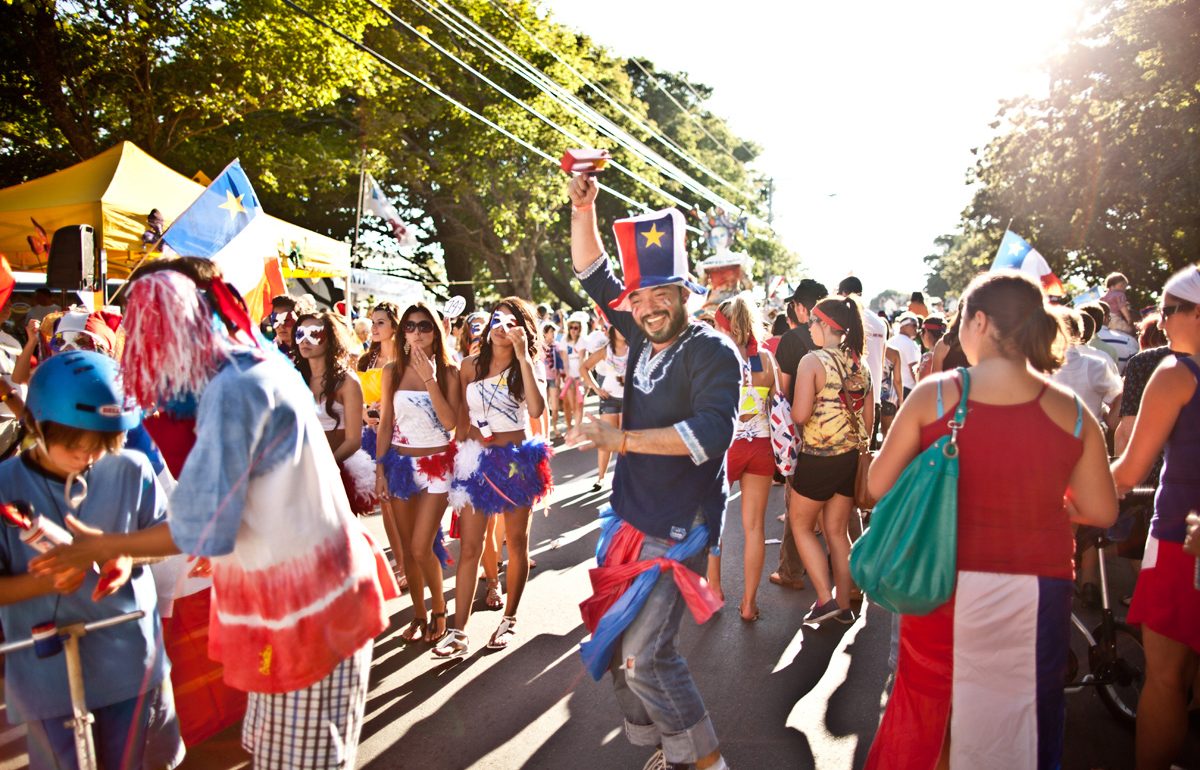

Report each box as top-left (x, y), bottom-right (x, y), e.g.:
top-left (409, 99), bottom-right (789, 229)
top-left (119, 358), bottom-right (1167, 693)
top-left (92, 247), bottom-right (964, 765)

top-left (1159, 303), bottom-right (1190, 318)
top-left (50, 331), bottom-right (101, 353)
top-left (294, 326), bottom-right (325, 344)
top-left (404, 319), bottom-right (436, 334)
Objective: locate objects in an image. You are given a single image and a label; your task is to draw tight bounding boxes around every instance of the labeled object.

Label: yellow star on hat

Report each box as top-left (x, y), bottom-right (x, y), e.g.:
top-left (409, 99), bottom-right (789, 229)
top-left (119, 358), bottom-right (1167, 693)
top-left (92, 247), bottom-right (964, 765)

top-left (641, 224), bottom-right (666, 248)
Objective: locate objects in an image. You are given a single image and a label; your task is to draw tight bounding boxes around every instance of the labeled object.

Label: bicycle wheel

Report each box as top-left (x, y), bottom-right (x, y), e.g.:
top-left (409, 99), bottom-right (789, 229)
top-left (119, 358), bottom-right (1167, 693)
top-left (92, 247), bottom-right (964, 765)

top-left (1092, 621), bottom-right (1144, 724)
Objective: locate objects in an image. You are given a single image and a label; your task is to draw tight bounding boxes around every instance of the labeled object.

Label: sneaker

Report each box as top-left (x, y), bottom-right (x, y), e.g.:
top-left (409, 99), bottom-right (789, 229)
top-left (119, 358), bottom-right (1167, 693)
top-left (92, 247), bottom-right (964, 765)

top-left (803, 598), bottom-right (841, 624)
top-left (835, 608), bottom-right (857, 624)
top-left (642, 748), bottom-right (667, 770)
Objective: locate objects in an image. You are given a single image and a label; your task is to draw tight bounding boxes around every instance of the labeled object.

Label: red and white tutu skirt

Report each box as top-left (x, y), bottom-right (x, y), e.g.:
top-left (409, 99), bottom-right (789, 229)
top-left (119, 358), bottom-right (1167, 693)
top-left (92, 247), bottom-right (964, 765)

top-left (866, 571), bottom-right (1072, 770)
top-left (380, 444), bottom-right (457, 500)
top-left (339, 449), bottom-right (379, 515)
top-left (448, 438), bottom-right (553, 515)
top-left (1127, 534), bottom-right (1200, 652)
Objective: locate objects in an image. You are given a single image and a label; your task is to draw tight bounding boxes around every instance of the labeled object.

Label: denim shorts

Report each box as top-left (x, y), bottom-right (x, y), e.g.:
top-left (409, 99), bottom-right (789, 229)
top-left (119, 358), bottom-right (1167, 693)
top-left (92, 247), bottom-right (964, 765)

top-left (598, 396), bottom-right (624, 415)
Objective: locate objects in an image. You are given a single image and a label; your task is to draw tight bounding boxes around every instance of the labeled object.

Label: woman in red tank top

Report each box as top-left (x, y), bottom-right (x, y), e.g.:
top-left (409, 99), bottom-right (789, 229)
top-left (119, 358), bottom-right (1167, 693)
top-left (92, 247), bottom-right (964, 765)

top-left (863, 272), bottom-right (1117, 770)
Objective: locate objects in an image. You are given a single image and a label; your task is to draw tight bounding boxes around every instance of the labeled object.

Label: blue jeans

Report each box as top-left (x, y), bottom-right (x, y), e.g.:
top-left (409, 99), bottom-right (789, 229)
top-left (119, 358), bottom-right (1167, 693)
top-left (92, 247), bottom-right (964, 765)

top-left (608, 533), bottom-right (720, 764)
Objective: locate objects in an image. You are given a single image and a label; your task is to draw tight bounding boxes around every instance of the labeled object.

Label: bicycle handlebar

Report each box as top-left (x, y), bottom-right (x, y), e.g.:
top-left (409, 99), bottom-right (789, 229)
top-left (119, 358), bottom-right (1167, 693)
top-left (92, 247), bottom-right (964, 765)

top-left (0, 611), bottom-right (145, 655)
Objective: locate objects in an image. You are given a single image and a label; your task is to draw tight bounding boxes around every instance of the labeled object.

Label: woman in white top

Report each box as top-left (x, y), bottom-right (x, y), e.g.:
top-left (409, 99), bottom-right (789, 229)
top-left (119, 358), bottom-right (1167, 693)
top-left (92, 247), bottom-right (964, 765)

top-left (558, 312), bottom-right (588, 434)
top-left (580, 325), bottom-right (627, 490)
top-left (294, 312), bottom-right (376, 515)
top-left (358, 301), bottom-right (407, 588)
top-left (375, 302), bottom-right (462, 644)
top-left (434, 298), bottom-right (551, 658)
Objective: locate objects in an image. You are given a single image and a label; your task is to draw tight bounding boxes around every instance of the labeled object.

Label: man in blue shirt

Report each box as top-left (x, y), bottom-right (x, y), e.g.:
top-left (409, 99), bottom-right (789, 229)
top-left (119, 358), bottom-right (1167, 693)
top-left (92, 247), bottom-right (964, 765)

top-left (568, 174), bottom-right (739, 770)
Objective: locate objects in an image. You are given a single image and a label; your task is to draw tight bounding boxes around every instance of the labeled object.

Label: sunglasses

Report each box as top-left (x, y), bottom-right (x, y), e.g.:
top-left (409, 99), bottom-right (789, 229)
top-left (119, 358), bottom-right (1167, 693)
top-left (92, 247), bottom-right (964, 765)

top-left (294, 326), bottom-right (326, 344)
top-left (50, 331), bottom-right (101, 353)
top-left (404, 320), bottom-right (436, 334)
top-left (1159, 303), bottom-right (1190, 318)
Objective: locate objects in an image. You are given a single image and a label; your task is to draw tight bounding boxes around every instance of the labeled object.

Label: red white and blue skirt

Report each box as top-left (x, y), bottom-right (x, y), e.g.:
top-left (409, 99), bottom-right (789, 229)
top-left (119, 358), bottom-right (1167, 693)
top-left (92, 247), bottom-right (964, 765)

top-left (380, 444), bottom-right (457, 499)
top-left (865, 571), bottom-right (1072, 770)
top-left (448, 438), bottom-right (553, 515)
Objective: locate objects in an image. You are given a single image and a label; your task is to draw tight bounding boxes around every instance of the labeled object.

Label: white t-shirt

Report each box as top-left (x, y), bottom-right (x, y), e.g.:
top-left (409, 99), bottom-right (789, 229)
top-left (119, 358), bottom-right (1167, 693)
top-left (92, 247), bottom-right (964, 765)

top-left (583, 329), bottom-right (609, 356)
top-left (1052, 345), bottom-right (1122, 419)
top-left (1096, 327), bottom-right (1138, 374)
top-left (862, 310), bottom-right (887, 403)
top-left (0, 331), bottom-right (26, 420)
top-left (886, 333), bottom-right (921, 391)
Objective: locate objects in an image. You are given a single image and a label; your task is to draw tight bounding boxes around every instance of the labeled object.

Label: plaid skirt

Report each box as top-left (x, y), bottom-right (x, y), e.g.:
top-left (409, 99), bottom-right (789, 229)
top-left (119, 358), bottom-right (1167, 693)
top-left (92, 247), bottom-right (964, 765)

top-left (241, 641), bottom-right (373, 770)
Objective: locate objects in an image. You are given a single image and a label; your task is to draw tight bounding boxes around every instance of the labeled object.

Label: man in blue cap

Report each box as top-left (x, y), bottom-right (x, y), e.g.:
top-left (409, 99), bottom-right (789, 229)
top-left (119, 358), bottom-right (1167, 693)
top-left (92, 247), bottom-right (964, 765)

top-left (567, 174), bottom-right (739, 770)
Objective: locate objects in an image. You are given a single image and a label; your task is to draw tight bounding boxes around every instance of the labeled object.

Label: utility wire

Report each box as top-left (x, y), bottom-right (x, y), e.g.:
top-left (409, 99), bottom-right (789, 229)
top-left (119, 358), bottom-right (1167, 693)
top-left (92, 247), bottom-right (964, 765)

top-left (627, 56), bottom-right (745, 167)
top-left (472, 0), bottom-right (758, 207)
top-left (277, 0), bottom-right (662, 221)
top-left (362, 0), bottom-right (703, 213)
top-left (404, 0), bottom-right (764, 223)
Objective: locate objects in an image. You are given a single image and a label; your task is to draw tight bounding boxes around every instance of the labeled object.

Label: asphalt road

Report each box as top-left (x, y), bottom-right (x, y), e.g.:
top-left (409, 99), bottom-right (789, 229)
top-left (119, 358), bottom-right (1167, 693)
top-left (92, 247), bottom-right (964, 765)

top-left (3, 431), bottom-right (1198, 769)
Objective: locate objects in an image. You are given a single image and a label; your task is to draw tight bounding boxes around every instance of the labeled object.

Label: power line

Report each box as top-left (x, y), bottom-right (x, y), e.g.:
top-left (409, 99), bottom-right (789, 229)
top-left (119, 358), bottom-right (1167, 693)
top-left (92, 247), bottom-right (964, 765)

top-left (362, 0), bottom-right (704, 213)
top-left (277, 0), bottom-right (660, 221)
top-left (627, 56), bottom-right (746, 167)
top-left (475, 0), bottom-right (758, 206)
top-left (402, 0), bottom-right (765, 223)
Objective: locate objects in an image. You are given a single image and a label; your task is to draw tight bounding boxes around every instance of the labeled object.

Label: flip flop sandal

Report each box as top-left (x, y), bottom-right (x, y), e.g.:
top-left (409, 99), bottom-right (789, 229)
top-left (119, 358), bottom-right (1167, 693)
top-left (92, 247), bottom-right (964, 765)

top-left (400, 617), bottom-right (426, 643)
top-left (739, 602), bottom-right (761, 622)
top-left (485, 580), bottom-right (504, 610)
top-left (431, 629), bottom-right (469, 659)
top-left (487, 616), bottom-right (517, 650)
top-left (424, 611), bottom-right (448, 644)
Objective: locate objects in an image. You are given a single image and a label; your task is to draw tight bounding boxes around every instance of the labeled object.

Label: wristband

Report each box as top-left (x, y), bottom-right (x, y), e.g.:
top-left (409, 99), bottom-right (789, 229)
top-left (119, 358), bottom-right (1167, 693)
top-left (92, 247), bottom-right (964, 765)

top-left (572, 203), bottom-right (593, 212)
top-left (619, 431), bottom-right (631, 455)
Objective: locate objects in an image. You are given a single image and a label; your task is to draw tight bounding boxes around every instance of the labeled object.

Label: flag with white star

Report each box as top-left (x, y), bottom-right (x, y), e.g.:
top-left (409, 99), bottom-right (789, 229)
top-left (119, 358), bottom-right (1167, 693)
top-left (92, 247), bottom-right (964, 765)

top-left (609, 208), bottom-right (705, 311)
top-left (161, 159), bottom-right (261, 259)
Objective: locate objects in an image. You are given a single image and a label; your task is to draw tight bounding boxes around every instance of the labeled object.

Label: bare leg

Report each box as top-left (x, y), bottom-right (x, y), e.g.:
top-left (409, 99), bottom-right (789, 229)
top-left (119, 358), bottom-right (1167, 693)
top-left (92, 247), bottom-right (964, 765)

top-left (412, 491), bottom-right (449, 640)
top-left (706, 550), bottom-right (723, 604)
top-left (821, 493), bottom-right (854, 610)
top-left (393, 496), bottom-right (425, 620)
top-left (380, 498), bottom-right (407, 588)
top-left (500, 507), bottom-right (533, 616)
top-left (788, 486), bottom-right (833, 605)
top-left (450, 506), bottom-right (487, 633)
top-left (739, 472), bottom-right (772, 618)
top-left (596, 412), bottom-right (620, 482)
top-left (1136, 627), bottom-right (1199, 769)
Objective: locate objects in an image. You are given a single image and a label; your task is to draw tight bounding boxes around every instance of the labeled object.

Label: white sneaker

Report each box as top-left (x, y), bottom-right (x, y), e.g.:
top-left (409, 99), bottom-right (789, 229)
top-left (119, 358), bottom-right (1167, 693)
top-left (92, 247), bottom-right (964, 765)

top-left (641, 748), bottom-right (667, 770)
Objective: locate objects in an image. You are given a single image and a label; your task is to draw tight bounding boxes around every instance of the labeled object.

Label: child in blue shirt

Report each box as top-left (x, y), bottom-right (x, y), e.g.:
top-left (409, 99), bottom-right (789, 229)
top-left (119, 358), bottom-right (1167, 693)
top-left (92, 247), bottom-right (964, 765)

top-left (2, 351), bottom-right (182, 770)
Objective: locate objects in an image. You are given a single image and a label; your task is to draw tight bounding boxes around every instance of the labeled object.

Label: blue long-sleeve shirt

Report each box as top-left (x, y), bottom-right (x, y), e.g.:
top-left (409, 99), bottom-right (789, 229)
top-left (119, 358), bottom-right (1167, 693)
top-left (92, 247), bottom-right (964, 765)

top-left (578, 256), bottom-right (740, 546)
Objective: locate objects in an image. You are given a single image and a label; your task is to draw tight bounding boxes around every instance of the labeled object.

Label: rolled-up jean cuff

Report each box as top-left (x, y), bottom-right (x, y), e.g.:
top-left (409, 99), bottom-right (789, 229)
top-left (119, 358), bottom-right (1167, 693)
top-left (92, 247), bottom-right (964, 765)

top-left (623, 719), bottom-right (660, 748)
top-left (661, 713), bottom-right (720, 764)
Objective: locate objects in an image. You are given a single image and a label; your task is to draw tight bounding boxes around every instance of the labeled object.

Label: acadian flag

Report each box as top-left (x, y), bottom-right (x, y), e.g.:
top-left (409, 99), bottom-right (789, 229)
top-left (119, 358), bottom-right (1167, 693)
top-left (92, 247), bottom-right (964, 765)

top-left (360, 173), bottom-right (417, 249)
top-left (160, 159), bottom-right (266, 294)
top-left (992, 230), bottom-right (1065, 297)
top-left (608, 208), bottom-right (704, 311)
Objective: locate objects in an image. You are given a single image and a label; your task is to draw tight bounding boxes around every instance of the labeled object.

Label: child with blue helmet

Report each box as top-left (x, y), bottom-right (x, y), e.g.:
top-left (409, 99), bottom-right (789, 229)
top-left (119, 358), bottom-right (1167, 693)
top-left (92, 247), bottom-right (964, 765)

top-left (0, 350), bottom-right (184, 769)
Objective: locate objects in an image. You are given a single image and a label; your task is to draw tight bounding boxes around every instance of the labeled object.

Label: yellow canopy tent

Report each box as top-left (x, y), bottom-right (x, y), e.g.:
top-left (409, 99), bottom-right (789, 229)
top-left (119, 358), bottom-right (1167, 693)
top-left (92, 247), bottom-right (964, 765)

top-left (0, 141), bottom-right (350, 280)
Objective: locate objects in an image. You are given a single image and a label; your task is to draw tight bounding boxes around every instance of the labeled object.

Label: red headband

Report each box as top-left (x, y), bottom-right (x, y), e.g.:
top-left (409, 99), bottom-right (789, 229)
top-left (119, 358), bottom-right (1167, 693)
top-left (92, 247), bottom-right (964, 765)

top-left (813, 307), bottom-right (844, 332)
top-left (716, 307), bottom-right (759, 356)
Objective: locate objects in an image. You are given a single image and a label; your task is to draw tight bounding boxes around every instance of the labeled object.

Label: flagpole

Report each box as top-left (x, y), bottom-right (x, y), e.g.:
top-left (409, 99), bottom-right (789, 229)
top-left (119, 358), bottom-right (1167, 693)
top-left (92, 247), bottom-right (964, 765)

top-left (348, 157), bottom-right (365, 320)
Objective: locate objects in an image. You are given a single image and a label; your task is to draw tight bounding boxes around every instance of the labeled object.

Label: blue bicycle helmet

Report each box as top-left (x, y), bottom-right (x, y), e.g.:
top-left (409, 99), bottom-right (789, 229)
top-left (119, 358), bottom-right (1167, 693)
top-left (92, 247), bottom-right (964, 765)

top-left (26, 350), bottom-right (141, 432)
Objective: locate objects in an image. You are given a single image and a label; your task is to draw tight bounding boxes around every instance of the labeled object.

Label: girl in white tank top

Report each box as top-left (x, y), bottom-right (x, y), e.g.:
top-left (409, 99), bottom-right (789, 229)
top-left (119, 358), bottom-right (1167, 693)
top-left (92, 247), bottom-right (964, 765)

top-left (434, 298), bottom-right (552, 660)
top-left (375, 303), bottom-right (462, 645)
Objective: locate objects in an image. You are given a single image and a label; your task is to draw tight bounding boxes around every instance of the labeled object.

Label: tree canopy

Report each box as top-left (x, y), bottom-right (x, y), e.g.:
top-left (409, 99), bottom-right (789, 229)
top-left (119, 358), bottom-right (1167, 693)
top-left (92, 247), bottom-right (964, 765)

top-left (925, 0), bottom-right (1199, 306)
top-left (0, 0), bottom-right (784, 308)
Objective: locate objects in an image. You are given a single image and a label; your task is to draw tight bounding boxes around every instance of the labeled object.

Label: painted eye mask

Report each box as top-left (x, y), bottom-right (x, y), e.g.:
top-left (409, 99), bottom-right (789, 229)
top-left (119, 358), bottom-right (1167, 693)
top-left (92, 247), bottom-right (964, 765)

top-left (490, 311), bottom-right (517, 331)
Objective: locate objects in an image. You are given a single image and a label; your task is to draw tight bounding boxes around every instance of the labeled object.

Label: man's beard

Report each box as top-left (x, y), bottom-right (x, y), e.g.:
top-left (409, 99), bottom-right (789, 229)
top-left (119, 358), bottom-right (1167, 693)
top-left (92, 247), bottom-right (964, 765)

top-left (637, 301), bottom-right (687, 344)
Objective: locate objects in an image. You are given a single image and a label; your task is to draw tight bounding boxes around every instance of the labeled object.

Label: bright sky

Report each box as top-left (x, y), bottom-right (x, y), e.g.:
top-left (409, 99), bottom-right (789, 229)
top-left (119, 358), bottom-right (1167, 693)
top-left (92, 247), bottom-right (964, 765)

top-left (544, 0), bottom-right (1086, 300)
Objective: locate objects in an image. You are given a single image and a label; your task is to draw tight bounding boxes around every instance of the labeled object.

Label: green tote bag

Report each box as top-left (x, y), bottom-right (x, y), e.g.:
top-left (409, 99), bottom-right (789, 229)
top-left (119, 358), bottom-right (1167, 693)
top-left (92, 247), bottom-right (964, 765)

top-left (849, 368), bottom-right (969, 615)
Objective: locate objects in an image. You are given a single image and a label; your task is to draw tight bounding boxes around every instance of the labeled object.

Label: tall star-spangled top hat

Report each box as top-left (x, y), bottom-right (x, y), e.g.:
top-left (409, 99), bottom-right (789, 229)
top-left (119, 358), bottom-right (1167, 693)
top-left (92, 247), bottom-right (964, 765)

top-left (609, 208), bottom-right (706, 311)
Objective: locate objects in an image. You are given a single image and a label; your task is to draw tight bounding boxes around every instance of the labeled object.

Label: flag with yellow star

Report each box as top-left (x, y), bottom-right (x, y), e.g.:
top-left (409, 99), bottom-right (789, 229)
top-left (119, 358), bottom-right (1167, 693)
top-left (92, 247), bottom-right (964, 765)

top-left (608, 208), bottom-right (705, 311)
top-left (161, 158), bottom-right (261, 259)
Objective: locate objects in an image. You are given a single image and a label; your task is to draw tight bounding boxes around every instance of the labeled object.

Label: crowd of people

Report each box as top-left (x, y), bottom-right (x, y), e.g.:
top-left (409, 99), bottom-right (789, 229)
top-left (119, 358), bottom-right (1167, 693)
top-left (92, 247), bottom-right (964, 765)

top-left (0, 174), bottom-right (1195, 770)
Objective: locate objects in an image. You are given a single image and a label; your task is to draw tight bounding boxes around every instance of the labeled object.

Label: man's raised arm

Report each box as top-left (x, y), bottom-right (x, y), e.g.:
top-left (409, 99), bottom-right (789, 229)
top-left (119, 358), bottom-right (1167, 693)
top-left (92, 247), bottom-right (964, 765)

top-left (569, 175), bottom-right (604, 272)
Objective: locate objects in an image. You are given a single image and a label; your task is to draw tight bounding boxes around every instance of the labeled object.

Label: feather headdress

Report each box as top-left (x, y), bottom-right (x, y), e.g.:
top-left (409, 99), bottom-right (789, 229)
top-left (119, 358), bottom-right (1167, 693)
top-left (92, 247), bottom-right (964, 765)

top-left (121, 271), bottom-right (228, 407)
